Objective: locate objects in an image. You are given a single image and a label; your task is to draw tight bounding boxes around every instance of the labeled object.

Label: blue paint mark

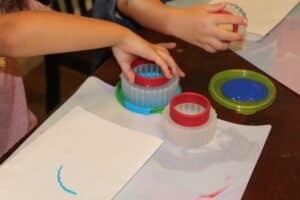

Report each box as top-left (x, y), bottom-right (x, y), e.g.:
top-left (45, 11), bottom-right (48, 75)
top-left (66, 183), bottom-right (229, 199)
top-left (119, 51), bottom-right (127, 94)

top-left (139, 72), bottom-right (162, 78)
top-left (221, 78), bottom-right (269, 102)
top-left (56, 165), bottom-right (78, 196)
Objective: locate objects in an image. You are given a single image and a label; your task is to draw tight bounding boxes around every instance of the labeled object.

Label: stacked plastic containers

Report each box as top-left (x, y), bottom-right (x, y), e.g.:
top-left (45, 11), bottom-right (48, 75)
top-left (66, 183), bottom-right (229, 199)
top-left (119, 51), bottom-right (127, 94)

top-left (120, 60), bottom-right (218, 147)
top-left (121, 59), bottom-right (179, 114)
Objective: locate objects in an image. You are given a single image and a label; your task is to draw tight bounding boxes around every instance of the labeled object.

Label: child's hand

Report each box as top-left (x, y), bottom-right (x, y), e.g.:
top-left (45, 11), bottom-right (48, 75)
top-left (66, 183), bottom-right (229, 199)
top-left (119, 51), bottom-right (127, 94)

top-left (167, 2), bottom-right (247, 53)
top-left (112, 30), bottom-right (185, 83)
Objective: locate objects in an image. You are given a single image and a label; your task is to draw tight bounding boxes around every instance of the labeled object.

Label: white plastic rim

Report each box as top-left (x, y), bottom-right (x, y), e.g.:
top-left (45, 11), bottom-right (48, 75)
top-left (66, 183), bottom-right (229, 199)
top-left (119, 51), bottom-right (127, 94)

top-left (163, 105), bottom-right (217, 148)
top-left (121, 74), bottom-right (179, 108)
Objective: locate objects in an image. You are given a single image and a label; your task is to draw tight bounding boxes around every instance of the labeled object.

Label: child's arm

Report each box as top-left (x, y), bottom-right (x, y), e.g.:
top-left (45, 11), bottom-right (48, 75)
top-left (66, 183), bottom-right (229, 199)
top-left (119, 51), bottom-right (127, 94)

top-left (0, 11), bottom-right (184, 81)
top-left (117, 0), bottom-right (247, 53)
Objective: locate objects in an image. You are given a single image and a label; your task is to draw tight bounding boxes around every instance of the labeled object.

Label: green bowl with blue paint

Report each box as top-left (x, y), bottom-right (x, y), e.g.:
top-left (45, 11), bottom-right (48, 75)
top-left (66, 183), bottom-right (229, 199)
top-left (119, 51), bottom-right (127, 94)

top-left (209, 69), bottom-right (276, 115)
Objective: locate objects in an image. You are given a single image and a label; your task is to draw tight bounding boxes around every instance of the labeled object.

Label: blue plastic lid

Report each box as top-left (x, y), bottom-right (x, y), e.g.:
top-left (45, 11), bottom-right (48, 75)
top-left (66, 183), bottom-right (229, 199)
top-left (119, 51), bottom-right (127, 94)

top-left (221, 78), bottom-right (269, 102)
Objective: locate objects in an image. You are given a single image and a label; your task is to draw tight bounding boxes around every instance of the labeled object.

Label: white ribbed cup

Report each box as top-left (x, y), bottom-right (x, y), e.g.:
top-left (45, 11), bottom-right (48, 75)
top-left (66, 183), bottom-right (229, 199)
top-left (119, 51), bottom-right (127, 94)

top-left (163, 105), bottom-right (217, 148)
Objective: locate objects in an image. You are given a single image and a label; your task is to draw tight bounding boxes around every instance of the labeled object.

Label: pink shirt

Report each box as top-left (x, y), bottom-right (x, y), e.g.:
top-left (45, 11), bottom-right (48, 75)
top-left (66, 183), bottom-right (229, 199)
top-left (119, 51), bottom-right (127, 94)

top-left (0, 0), bottom-right (50, 157)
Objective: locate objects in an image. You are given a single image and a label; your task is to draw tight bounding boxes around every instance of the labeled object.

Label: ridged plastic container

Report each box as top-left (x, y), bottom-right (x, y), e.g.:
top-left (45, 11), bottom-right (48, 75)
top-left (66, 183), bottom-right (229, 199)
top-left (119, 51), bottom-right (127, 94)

top-left (163, 93), bottom-right (217, 148)
top-left (121, 61), bottom-right (179, 108)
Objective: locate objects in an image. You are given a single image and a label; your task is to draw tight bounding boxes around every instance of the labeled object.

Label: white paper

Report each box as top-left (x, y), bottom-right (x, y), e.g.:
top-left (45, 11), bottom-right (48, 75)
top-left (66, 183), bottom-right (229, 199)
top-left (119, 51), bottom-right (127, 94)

top-left (7, 77), bottom-right (272, 200)
top-left (0, 107), bottom-right (162, 200)
top-left (236, 14), bottom-right (300, 95)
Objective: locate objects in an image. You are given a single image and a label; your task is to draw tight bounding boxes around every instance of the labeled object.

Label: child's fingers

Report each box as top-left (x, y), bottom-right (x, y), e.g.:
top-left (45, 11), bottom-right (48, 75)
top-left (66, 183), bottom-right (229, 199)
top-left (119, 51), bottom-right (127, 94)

top-left (119, 62), bottom-right (135, 83)
top-left (157, 42), bottom-right (177, 49)
top-left (204, 2), bottom-right (226, 13)
top-left (151, 54), bottom-right (173, 79)
top-left (202, 43), bottom-right (217, 53)
top-left (127, 41), bottom-right (173, 79)
top-left (156, 43), bottom-right (186, 77)
top-left (175, 65), bottom-right (185, 77)
top-left (156, 46), bottom-right (185, 77)
top-left (193, 36), bottom-right (221, 53)
top-left (213, 27), bottom-right (244, 41)
top-left (215, 14), bottom-right (247, 25)
top-left (206, 37), bottom-right (229, 51)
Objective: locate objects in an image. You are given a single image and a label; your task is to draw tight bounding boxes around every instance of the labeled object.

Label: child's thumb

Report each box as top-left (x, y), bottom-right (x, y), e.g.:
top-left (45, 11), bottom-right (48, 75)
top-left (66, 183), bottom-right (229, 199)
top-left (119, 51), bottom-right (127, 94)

top-left (205, 2), bottom-right (226, 13)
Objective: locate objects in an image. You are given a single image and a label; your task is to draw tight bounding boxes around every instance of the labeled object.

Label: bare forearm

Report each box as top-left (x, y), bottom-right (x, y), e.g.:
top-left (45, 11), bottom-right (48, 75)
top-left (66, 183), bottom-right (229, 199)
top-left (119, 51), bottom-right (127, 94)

top-left (117, 0), bottom-right (177, 36)
top-left (0, 11), bottom-right (130, 57)
top-left (117, 1), bottom-right (247, 53)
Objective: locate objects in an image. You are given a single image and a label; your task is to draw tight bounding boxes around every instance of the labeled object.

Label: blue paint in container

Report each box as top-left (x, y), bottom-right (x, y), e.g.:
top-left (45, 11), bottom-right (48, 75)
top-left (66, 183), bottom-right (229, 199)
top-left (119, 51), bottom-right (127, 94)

top-left (221, 78), bottom-right (269, 102)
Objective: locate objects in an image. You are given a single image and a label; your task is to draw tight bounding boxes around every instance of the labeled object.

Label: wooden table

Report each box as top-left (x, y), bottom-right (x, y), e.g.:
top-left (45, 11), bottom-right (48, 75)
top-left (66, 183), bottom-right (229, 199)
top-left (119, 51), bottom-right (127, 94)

top-left (95, 30), bottom-right (300, 199)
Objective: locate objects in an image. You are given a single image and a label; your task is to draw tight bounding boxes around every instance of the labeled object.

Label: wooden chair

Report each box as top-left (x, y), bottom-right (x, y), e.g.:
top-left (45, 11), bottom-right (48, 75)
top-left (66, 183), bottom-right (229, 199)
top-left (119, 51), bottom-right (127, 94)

top-left (44, 0), bottom-right (111, 113)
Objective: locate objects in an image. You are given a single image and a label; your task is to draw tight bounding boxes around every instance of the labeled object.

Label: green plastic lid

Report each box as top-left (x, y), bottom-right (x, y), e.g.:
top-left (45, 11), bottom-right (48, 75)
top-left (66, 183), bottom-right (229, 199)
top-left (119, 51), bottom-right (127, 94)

top-left (209, 69), bottom-right (276, 115)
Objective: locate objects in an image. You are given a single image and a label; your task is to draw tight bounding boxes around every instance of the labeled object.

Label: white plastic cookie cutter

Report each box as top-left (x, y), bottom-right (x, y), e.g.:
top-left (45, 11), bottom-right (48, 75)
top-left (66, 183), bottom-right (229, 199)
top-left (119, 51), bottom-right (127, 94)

top-left (163, 92), bottom-right (217, 148)
top-left (119, 58), bottom-right (180, 114)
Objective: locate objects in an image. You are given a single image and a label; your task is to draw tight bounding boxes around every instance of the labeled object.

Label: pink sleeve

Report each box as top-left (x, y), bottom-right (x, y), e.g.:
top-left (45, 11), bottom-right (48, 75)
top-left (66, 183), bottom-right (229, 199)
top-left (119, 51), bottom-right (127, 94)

top-left (0, 0), bottom-right (49, 158)
top-left (0, 58), bottom-right (37, 157)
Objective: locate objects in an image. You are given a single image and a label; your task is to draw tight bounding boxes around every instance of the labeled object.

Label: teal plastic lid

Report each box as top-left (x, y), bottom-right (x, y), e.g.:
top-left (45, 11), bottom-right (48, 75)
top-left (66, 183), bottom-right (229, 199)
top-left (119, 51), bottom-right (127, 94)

top-left (209, 69), bottom-right (276, 115)
top-left (115, 82), bottom-right (181, 115)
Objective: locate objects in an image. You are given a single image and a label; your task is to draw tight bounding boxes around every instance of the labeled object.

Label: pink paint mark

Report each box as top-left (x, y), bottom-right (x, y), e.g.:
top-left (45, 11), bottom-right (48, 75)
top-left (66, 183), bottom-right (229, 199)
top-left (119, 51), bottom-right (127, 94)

top-left (199, 185), bottom-right (229, 199)
top-left (225, 176), bottom-right (233, 182)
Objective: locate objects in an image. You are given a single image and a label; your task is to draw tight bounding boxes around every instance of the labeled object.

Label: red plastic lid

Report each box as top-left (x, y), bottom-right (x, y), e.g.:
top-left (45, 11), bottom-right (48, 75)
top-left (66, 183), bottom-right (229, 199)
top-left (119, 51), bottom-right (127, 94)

top-left (170, 92), bottom-right (211, 127)
top-left (131, 58), bottom-right (169, 87)
top-left (216, 10), bottom-right (238, 33)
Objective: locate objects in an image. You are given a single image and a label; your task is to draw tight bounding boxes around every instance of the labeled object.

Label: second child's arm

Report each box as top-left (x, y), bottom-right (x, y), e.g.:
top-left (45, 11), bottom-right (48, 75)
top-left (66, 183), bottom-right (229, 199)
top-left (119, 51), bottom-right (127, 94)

top-left (117, 0), bottom-right (247, 53)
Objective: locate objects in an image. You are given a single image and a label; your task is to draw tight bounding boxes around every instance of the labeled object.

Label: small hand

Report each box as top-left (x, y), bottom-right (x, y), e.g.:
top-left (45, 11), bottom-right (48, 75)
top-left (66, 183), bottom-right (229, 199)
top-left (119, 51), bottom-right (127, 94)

top-left (168, 2), bottom-right (247, 53)
top-left (112, 31), bottom-right (185, 82)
